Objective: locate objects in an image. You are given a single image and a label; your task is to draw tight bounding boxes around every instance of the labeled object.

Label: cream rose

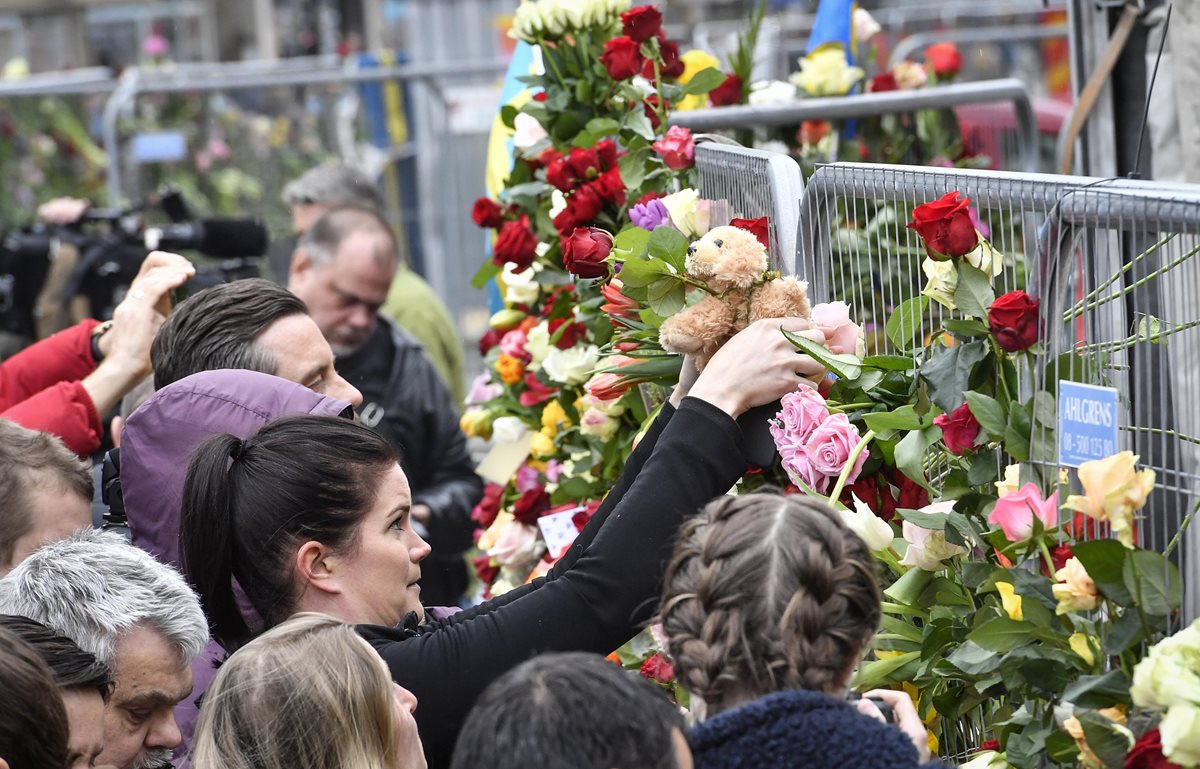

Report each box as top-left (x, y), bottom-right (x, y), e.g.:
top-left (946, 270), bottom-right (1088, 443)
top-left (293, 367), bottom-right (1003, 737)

top-left (490, 416), bottom-right (530, 445)
top-left (660, 188), bottom-right (710, 239)
top-left (1052, 557), bottom-right (1101, 615)
top-left (1064, 451), bottom-right (1155, 548)
top-left (1161, 705), bottom-right (1200, 767)
top-left (542, 344), bottom-right (601, 385)
top-left (898, 501), bottom-right (967, 570)
top-left (524, 322), bottom-right (553, 370)
top-left (893, 61), bottom-right (928, 90)
top-left (789, 45), bottom-right (865, 97)
top-left (921, 257), bottom-right (958, 310)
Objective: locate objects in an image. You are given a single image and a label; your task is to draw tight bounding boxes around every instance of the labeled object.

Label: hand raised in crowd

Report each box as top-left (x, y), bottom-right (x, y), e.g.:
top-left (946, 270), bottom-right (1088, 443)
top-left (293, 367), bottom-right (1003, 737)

top-left (858, 688), bottom-right (934, 763)
top-left (687, 317), bottom-right (831, 418)
top-left (35, 197), bottom-right (91, 225)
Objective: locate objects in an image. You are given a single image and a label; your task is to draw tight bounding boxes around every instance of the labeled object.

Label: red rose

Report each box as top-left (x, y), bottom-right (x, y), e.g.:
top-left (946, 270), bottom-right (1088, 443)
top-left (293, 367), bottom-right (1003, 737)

top-left (652, 125), bottom-right (694, 170)
top-left (596, 139), bottom-right (619, 169)
top-left (907, 191), bottom-right (978, 259)
top-left (659, 39), bottom-right (684, 78)
top-left (539, 147), bottom-right (563, 167)
top-left (988, 290), bottom-right (1040, 352)
top-left (547, 318), bottom-right (588, 350)
top-left (562, 227), bottom-right (613, 279)
top-left (869, 72), bottom-right (899, 93)
top-left (472, 554), bottom-right (500, 588)
top-left (594, 168), bottom-right (627, 205)
top-left (730, 217), bottom-right (769, 249)
top-left (621, 6), bottom-right (662, 43)
top-left (553, 186), bottom-right (605, 235)
top-left (572, 499), bottom-right (602, 532)
top-left (978, 740), bottom-right (1001, 752)
top-left (934, 402), bottom-right (981, 455)
top-left (709, 74), bottom-right (743, 107)
top-left (546, 156), bottom-right (579, 192)
top-left (894, 470), bottom-right (930, 513)
top-left (1040, 543), bottom-right (1075, 578)
top-left (925, 42), bottom-right (962, 78)
top-left (568, 147), bottom-right (601, 180)
top-left (601, 36), bottom-right (643, 81)
top-left (519, 372), bottom-right (559, 407)
top-left (635, 190), bottom-right (661, 207)
top-left (492, 214), bottom-right (539, 270)
top-left (1125, 729), bottom-right (1182, 769)
top-left (539, 284), bottom-right (577, 319)
top-left (639, 652), bottom-right (675, 684)
top-left (471, 483), bottom-right (504, 529)
top-left (471, 197), bottom-right (504, 228)
top-left (478, 328), bottom-right (503, 355)
top-left (799, 120), bottom-right (830, 146)
top-left (512, 487), bottom-right (551, 525)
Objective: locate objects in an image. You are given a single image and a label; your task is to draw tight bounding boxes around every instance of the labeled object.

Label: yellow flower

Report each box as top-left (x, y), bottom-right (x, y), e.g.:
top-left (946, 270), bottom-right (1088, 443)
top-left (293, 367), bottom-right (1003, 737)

top-left (1052, 557), bottom-right (1101, 615)
top-left (1069, 632), bottom-right (1097, 667)
top-left (1064, 451), bottom-right (1155, 548)
top-left (459, 408), bottom-right (493, 440)
top-left (540, 400), bottom-right (572, 435)
top-left (495, 354), bottom-right (525, 386)
top-left (676, 50), bottom-right (722, 111)
top-left (789, 43), bottom-right (865, 97)
top-left (995, 464), bottom-right (1021, 498)
top-left (921, 257), bottom-right (958, 310)
top-left (529, 431), bottom-right (555, 459)
top-left (996, 582), bottom-right (1024, 621)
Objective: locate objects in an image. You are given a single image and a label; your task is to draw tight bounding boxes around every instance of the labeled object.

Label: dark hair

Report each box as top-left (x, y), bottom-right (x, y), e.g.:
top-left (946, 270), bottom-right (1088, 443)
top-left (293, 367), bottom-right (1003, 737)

top-left (151, 279), bottom-right (307, 390)
top-left (180, 416), bottom-right (397, 650)
top-left (0, 615), bottom-right (114, 701)
top-left (451, 652), bottom-right (686, 769)
top-left (0, 421), bottom-right (92, 569)
top-left (661, 494), bottom-right (881, 711)
top-left (297, 206), bottom-right (398, 268)
top-left (0, 625), bottom-right (70, 769)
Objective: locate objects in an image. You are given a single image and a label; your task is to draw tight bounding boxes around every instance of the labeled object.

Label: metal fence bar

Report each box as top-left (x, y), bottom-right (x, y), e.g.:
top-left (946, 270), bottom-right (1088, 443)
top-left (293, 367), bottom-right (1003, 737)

top-left (887, 22), bottom-right (1070, 69)
top-left (0, 68), bottom-right (116, 97)
top-left (669, 79), bottom-right (1040, 173)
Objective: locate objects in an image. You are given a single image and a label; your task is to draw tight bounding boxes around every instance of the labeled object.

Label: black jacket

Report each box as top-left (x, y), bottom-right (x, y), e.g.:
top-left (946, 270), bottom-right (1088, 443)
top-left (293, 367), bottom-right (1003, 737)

top-left (358, 398), bottom-right (746, 769)
top-left (337, 316), bottom-right (482, 605)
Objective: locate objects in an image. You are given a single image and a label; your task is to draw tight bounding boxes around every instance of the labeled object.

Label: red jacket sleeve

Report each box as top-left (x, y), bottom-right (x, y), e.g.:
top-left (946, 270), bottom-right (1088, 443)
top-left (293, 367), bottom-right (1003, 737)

top-left (0, 320), bottom-right (103, 456)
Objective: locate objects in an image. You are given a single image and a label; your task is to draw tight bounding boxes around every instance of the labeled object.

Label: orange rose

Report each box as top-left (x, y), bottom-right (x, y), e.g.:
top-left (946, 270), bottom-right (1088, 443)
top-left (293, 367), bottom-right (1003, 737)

top-left (495, 353), bottom-right (525, 385)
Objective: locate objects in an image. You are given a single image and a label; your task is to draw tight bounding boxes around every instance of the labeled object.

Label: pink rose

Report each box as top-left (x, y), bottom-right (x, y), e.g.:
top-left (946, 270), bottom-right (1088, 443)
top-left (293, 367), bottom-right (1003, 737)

top-left (500, 329), bottom-right (531, 363)
top-left (771, 385), bottom-right (830, 446)
top-left (779, 443), bottom-right (829, 493)
top-left (652, 126), bottom-right (695, 170)
top-left (810, 301), bottom-right (863, 357)
top-left (805, 413), bottom-right (869, 484)
top-left (988, 483), bottom-right (1059, 541)
top-left (486, 521), bottom-right (541, 565)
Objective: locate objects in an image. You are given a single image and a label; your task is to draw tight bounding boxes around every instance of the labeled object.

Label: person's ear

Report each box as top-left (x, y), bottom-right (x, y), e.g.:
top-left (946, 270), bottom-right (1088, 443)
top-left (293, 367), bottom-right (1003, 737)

top-left (838, 651), bottom-right (862, 693)
top-left (289, 247), bottom-right (314, 285)
top-left (295, 540), bottom-right (341, 596)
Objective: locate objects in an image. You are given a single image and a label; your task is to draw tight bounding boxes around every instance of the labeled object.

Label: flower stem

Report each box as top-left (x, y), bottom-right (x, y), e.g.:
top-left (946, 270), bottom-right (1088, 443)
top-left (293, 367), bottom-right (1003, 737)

top-left (1062, 233), bottom-right (1177, 320)
top-left (1063, 238), bottom-right (1200, 321)
top-left (1165, 500), bottom-right (1198, 558)
top-left (1036, 538), bottom-right (1057, 577)
top-left (829, 402), bottom-right (876, 414)
top-left (828, 429), bottom-right (876, 502)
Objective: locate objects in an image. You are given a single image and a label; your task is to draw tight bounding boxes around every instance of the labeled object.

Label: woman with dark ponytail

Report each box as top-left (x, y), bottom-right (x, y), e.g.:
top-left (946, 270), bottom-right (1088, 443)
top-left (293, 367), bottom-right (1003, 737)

top-left (180, 317), bottom-right (829, 768)
top-left (660, 494), bottom-right (942, 769)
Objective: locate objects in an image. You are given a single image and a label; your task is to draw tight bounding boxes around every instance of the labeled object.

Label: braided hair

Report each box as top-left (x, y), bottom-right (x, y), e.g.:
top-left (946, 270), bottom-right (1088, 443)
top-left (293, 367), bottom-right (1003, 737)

top-left (660, 493), bottom-right (881, 712)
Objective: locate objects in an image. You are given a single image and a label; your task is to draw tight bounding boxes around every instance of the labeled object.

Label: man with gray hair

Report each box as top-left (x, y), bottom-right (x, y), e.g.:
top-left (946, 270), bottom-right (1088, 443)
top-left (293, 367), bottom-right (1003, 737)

top-left (0, 528), bottom-right (208, 769)
top-left (279, 161), bottom-right (465, 402)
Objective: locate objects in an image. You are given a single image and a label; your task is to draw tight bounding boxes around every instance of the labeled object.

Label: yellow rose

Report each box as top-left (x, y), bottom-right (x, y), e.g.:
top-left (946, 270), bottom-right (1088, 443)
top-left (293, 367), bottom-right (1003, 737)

top-left (1064, 451), bottom-right (1155, 548)
top-left (459, 408), bottom-right (493, 440)
top-left (675, 50), bottom-right (722, 111)
top-left (995, 464), bottom-right (1021, 498)
top-left (1052, 557), bottom-right (1101, 615)
top-left (996, 581), bottom-right (1023, 621)
top-left (495, 353), bottom-right (526, 386)
top-left (789, 44), bottom-right (865, 97)
top-left (529, 431), bottom-right (556, 459)
top-left (540, 400), bottom-right (572, 435)
top-left (1069, 632), bottom-right (1097, 667)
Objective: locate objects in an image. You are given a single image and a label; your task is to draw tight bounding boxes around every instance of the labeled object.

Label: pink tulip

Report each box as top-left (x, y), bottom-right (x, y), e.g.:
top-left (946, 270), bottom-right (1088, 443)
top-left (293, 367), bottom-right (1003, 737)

top-left (988, 483), bottom-right (1059, 541)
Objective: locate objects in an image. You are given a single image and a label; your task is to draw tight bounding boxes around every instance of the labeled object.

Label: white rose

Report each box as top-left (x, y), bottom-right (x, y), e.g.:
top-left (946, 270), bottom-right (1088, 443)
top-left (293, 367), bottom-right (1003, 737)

top-left (898, 501), bottom-right (968, 570)
top-left (853, 9), bottom-right (882, 43)
top-left (542, 344), bottom-right (601, 385)
top-left (661, 188), bottom-right (710, 239)
top-left (1162, 705), bottom-right (1200, 767)
top-left (503, 262), bottom-right (541, 305)
top-left (512, 112), bottom-right (549, 151)
top-left (510, 2), bottom-right (546, 42)
top-left (491, 416), bottom-right (530, 445)
top-left (964, 240), bottom-right (1004, 279)
top-left (842, 495), bottom-right (895, 552)
top-left (749, 80), bottom-right (799, 106)
top-left (524, 322), bottom-right (553, 370)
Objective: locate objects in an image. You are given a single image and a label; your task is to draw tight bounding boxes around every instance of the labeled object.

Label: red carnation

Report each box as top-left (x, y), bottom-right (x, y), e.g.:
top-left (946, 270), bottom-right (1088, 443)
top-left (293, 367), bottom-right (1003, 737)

top-left (594, 168), bottom-right (627, 205)
top-left (709, 74), bottom-right (743, 107)
top-left (988, 290), bottom-right (1040, 352)
top-left (478, 328), bottom-right (503, 355)
top-left (934, 402), bottom-right (981, 455)
top-left (548, 318), bottom-right (588, 349)
top-left (492, 214), bottom-right (539, 270)
top-left (730, 216), bottom-right (769, 249)
top-left (601, 36), bottom-right (643, 81)
top-left (546, 156), bottom-right (579, 192)
top-left (925, 42), bottom-right (962, 78)
top-left (472, 197), bottom-right (504, 228)
top-left (568, 147), bottom-right (602, 180)
top-left (1125, 729), bottom-right (1182, 769)
top-left (512, 487), bottom-right (551, 525)
top-left (561, 227), bottom-right (613, 280)
top-left (907, 191), bottom-right (979, 260)
top-left (471, 483), bottom-right (504, 529)
top-left (869, 72), bottom-right (899, 93)
top-left (621, 6), bottom-right (662, 43)
top-left (639, 652), bottom-right (675, 684)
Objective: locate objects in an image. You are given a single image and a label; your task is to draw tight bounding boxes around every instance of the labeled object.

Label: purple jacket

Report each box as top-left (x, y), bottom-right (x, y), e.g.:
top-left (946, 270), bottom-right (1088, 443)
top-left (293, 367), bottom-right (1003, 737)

top-left (119, 369), bottom-right (352, 758)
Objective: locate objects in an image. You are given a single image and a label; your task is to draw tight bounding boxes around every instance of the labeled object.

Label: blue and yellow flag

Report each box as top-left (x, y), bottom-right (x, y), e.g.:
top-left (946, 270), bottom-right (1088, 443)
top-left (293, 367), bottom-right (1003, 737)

top-left (806, 0), bottom-right (857, 63)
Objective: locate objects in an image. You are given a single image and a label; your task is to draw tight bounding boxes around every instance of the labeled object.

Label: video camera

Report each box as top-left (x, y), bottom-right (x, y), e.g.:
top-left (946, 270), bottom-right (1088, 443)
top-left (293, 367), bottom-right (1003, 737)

top-left (0, 189), bottom-right (269, 343)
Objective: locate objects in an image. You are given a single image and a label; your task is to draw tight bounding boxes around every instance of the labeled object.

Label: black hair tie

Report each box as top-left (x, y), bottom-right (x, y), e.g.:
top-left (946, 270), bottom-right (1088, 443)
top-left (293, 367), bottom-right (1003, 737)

top-left (229, 438), bottom-right (246, 462)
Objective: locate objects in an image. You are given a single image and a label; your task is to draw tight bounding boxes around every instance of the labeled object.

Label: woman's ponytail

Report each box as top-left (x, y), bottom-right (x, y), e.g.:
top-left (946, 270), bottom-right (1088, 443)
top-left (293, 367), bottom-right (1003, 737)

top-left (181, 433), bottom-right (250, 650)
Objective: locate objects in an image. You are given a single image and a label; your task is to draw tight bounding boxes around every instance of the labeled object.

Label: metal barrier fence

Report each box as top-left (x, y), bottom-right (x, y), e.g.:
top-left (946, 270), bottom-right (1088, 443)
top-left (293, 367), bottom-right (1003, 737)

top-left (669, 78), bottom-right (1041, 174)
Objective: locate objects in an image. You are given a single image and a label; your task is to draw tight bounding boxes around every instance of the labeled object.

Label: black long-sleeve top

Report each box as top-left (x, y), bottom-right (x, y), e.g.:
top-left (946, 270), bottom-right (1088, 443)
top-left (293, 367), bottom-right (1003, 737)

top-left (357, 397), bottom-right (746, 768)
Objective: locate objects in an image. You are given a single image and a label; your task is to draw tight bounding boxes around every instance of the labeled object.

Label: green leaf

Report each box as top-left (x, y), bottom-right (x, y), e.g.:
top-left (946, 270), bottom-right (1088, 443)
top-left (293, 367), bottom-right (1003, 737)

top-left (680, 67), bottom-right (727, 96)
top-left (855, 651), bottom-right (920, 690)
top-left (1078, 711), bottom-right (1135, 769)
top-left (1004, 401), bottom-right (1033, 462)
top-left (612, 226), bottom-right (652, 262)
top-left (782, 330), bottom-right (863, 381)
top-left (618, 256), bottom-right (672, 289)
top-left (1006, 721), bottom-right (1056, 769)
top-left (947, 640), bottom-right (1002, 675)
top-left (1033, 391), bottom-right (1057, 427)
top-left (967, 617), bottom-right (1036, 653)
top-left (943, 318), bottom-right (991, 338)
top-left (897, 506), bottom-right (950, 530)
top-left (646, 278), bottom-right (686, 316)
top-left (862, 405), bottom-right (934, 436)
top-left (646, 227), bottom-right (690, 271)
top-left (1102, 609), bottom-right (1149, 655)
top-left (1045, 730), bottom-right (1081, 764)
top-left (883, 568), bottom-right (934, 605)
top-left (861, 354), bottom-right (918, 371)
top-left (886, 297), bottom-right (929, 352)
top-left (965, 391), bottom-right (1007, 440)
top-left (471, 257), bottom-right (501, 290)
top-left (954, 263), bottom-right (996, 319)
top-left (967, 451), bottom-right (1000, 486)
top-left (919, 341), bottom-right (990, 412)
top-left (1122, 549), bottom-right (1183, 616)
top-left (623, 109), bottom-right (656, 141)
top-left (500, 104), bottom-right (519, 129)
top-left (1062, 670), bottom-right (1132, 708)
top-left (584, 117), bottom-right (620, 137)
top-left (618, 149), bottom-right (649, 191)
top-left (1071, 540), bottom-right (1134, 605)
top-left (894, 427), bottom-right (938, 492)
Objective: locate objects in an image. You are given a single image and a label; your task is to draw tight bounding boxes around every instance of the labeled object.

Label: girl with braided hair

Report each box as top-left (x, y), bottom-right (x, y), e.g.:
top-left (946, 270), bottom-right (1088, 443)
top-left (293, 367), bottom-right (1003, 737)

top-left (661, 494), bottom-right (942, 769)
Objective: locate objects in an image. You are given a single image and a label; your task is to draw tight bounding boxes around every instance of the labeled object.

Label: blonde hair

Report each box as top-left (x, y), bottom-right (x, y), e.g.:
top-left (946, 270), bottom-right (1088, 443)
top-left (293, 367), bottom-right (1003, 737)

top-left (661, 493), bottom-right (882, 712)
top-left (192, 613), bottom-right (400, 769)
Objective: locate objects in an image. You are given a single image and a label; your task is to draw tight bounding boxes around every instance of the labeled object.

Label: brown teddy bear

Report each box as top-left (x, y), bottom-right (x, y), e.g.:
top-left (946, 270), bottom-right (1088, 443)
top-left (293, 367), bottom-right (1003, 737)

top-left (658, 225), bottom-right (812, 370)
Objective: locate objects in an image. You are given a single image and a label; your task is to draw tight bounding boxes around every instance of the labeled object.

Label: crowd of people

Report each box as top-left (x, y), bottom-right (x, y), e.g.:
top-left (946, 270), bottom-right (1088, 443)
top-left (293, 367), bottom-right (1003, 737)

top-left (0, 162), bottom-right (941, 769)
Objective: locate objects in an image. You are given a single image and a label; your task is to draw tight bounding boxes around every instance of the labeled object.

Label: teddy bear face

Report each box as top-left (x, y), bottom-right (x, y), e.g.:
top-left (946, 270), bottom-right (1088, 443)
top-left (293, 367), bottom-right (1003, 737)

top-left (683, 225), bottom-right (770, 292)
